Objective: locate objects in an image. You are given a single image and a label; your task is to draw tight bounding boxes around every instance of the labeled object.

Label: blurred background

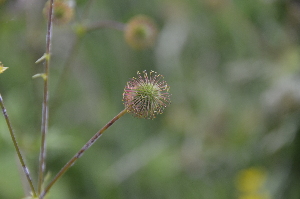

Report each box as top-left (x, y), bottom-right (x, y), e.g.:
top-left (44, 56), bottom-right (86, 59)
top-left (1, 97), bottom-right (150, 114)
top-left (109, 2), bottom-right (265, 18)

top-left (1, 0), bottom-right (300, 198)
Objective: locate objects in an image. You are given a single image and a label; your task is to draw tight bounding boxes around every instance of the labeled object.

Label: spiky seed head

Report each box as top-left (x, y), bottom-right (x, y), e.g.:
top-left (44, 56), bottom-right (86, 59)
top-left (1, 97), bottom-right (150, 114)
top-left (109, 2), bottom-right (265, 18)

top-left (123, 70), bottom-right (171, 119)
top-left (124, 15), bottom-right (158, 49)
top-left (43, 0), bottom-right (74, 26)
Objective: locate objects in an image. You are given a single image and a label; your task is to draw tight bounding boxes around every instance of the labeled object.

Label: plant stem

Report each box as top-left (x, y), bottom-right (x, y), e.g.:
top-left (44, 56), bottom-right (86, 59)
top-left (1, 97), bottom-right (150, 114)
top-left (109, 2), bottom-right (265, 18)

top-left (38, 0), bottom-right (54, 194)
top-left (86, 20), bottom-right (125, 32)
top-left (52, 20), bottom-right (125, 105)
top-left (52, 36), bottom-right (81, 107)
top-left (0, 94), bottom-right (37, 197)
top-left (40, 108), bottom-right (128, 199)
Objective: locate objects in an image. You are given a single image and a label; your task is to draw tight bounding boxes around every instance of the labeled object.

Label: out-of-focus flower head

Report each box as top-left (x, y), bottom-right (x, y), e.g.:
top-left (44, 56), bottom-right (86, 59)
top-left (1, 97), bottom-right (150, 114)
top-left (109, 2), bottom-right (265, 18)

top-left (124, 15), bottom-right (158, 49)
top-left (236, 167), bottom-right (270, 199)
top-left (123, 70), bottom-right (171, 119)
top-left (236, 167), bottom-right (267, 193)
top-left (43, 0), bottom-right (75, 26)
top-left (0, 0), bottom-right (6, 6)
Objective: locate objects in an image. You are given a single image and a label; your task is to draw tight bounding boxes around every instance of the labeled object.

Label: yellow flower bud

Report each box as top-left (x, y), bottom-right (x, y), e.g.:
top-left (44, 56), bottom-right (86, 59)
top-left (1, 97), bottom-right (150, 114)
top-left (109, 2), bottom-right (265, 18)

top-left (0, 62), bottom-right (8, 74)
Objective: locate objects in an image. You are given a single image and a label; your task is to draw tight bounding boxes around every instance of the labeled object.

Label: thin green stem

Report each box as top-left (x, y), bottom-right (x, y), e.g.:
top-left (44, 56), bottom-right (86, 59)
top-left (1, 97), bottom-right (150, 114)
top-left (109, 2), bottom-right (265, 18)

top-left (38, 0), bottom-right (54, 194)
top-left (40, 109), bottom-right (128, 199)
top-left (86, 20), bottom-right (126, 32)
top-left (52, 19), bottom-right (125, 111)
top-left (52, 36), bottom-right (81, 107)
top-left (0, 94), bottom-right (37, 197)
top-left (81, 0), bottom-right (95, 19)
top-left (52, 0), bottom-right (94, 107)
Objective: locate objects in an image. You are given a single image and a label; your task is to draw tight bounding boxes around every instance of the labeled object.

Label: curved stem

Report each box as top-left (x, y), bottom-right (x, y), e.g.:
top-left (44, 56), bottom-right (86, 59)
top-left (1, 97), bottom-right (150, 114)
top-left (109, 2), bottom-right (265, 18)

top-left (51, 36), bottom-right (81, 107)
top-left (0, 94), bottom-right (37, 197)
top-left (38, 0), bottom-right (54, 194)
top-left (52, 0), bottom-right (95, 107)
top-left (52, 19), bottom-right (125, 102)
top-left (86, 20), bottom-right (126, 32)
top-left (81, 0), bottom-right (95, 19)
top-left (40, 109), bottom-right (128, 199)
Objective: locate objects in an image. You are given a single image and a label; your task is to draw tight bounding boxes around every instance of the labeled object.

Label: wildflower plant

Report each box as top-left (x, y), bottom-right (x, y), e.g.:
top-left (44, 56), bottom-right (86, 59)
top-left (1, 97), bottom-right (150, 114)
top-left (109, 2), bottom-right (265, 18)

top-left (40, 70), bottom-right (170, 198)
top-left (0, 1), bottom-right (169, 199)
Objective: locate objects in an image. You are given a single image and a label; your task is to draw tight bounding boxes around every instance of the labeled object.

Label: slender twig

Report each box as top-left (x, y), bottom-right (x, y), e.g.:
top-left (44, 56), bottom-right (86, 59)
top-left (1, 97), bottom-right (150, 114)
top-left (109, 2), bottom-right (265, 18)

top-left (86, 20), bottom-right (126, 32)
top-left (52, 0), bottom-right (95, 106)
top-left (38, 0), bottom-right (54, 194)
top-left (52, 20), bottom-right (125, 107)
top-left (0, 94), bottom-right (37, 197)
top-left (52, 36), bottom-right (81, 106)
top-left (81, 0), bottom-right (95, 19)
top-left (40, 109), bottom-right (128, 199)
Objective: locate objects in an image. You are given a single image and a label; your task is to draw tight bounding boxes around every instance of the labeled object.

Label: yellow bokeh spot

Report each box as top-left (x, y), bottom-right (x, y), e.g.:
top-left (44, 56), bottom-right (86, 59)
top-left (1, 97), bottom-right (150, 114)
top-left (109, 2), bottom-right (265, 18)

top-left (236, 167), bottom-right (267, 193)
top-left (74, 24), bottom-right (87, 37)
top-left (238, 193), bottom-right (270, 199)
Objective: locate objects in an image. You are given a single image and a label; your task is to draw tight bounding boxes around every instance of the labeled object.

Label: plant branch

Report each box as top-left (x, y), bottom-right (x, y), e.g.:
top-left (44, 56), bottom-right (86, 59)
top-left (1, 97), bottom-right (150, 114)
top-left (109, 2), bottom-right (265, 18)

top-left (38, 0), bottom-right (54, 194)
top-left (52, 19), bottom-right (125, 109)
top-left (0, 94), bottom-right (37, 197)
top-left (86, 20), bottom-right (126, 32)
top-left (51, 36), bottom-right (81, 107)
top-left (40, 108), bottom-right (128, 199)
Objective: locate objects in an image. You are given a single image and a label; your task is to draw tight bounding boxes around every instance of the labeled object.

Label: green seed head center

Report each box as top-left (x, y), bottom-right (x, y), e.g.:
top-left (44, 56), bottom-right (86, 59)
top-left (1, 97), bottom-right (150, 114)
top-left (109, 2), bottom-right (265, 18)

top-left (55, 8), bottom-right (65, 18)
top-left (134, 25), bottom-right (151, 41)
top-left (137, 83), bottom-right (160, 98)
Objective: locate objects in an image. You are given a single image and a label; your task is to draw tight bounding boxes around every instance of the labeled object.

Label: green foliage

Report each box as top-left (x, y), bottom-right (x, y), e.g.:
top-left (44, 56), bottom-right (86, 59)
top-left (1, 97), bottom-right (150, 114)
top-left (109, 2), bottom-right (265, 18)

top-left (1, 0), bottom-right (300, 198)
